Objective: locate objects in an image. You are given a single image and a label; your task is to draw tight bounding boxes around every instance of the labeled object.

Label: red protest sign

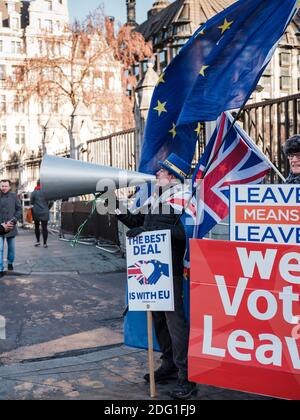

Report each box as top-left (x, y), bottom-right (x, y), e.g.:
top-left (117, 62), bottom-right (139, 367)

top-left (189, 240), bottom-right (300, 400)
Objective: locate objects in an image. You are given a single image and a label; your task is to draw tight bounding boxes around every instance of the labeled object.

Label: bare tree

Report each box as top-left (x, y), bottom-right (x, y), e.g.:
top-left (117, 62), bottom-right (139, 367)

top-left (12, 14), bottom-right (125, 159)
top-left (105, 18), bottom-right (153, 122)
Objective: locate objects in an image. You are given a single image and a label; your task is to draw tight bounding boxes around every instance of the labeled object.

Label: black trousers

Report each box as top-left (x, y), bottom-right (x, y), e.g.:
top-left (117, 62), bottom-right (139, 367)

top-left (152, 275), bottom-right (189, 381)
top-left (34, 221), bottom-right (48, 245)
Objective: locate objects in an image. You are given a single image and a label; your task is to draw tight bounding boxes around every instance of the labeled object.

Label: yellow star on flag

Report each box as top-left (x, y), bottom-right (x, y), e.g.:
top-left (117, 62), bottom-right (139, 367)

top-left (218, 18), bottom-right (234, 34)
top-left (169, 123), bottom-right (177, 139)
top-left (154, 100), bottom-right (167, 117)
top-left (157, 73), bottom-right (165, 86)
top-left (199, 65), bottom-right (209, 77)
top-left (195, 122), bottom-right (204, 137)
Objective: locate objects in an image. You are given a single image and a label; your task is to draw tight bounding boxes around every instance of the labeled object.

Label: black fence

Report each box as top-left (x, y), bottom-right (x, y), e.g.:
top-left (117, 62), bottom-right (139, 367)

top-left (61, 202), bottom-right (119, 245)
top-left (60, 93), bottom-right (300, 244)
top-left (241, 93), bottom-right (300, 182)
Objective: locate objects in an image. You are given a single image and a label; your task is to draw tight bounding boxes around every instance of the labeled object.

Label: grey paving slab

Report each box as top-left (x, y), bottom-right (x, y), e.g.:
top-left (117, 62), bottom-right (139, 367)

top-left (0, 230), bottom-right (127, 355)
top-left (0, 346), bottom-right (270, 401)
top-left (0, 229), bottom-right (273, 400)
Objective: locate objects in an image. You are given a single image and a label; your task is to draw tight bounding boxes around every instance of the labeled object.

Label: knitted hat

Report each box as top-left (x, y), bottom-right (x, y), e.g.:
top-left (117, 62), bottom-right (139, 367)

top-left (283, 135), bottom-right (300, 155)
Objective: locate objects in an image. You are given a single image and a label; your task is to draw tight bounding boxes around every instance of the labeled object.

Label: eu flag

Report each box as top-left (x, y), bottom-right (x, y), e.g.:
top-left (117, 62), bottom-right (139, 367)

top-left (139, 0), bottom-right (299, 174)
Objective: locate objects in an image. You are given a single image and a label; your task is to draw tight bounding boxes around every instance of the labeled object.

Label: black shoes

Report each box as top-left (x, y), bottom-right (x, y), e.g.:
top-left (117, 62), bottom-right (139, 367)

top-left (144, 364), bottom-right (178, 384)
top-left (170, 379), bottom-right (198, 400)
top-left (8, 264), bottom-right (13, 271)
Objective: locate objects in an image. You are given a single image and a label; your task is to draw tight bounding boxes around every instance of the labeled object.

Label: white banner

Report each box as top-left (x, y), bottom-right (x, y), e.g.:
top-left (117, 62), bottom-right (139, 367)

top-left (126, 230), bottom-right (174, 312)
top-left (230, 185), bottom-right (300, 245)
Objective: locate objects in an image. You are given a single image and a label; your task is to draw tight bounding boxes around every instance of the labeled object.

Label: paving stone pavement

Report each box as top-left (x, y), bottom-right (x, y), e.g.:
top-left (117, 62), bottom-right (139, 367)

top-left (0, 229), bottom-right (272, 400)
top-left (0, 345), bottom-right (271, 401)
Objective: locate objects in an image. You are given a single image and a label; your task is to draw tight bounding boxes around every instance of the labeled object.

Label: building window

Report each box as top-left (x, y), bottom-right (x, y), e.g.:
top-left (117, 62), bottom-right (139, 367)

top-left (0, 125), bottom-right (7, 142)
top-left (0, 40), bottom-right (3, 53)
top-left (46, 1), bottom-right (53, 11)
top-left (0, 65), bottom-right (5, 80)
top-left (11, 18), bottom-right (19, 30)
top-left (45, 20), bottom-right (53, 33)
top-left (12, 66), bottom-right (24, 82)
top-left (38, 40), bottom-right (43, 54)
top-left (57, 42), bottom-right (62, 56)
top-left (280, 52), bottom-right (291, 67)
top-left (280, 76), bottom-right (291, 90)
top-left (15, 126), bottom-right (25, 145)
top-left (261, 75), bottom-right (271, 90)
top-left (158, 50), bottom-right (167, 72)
top-left (11, 41), bottom-right (22, 54)
top-left (50, 98), bottom-right (59, 113)
top-left (0, 95), bottom-right (6, 113)
top-left (14, 95), bottom-right (24, 113)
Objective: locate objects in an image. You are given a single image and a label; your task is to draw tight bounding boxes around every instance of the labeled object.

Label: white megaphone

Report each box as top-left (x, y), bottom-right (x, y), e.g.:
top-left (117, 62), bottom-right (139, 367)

top-left (40, 155), bottom-right (156, 201)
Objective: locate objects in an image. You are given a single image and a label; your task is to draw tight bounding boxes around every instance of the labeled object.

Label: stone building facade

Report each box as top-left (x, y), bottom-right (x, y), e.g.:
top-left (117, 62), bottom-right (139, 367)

top-left (0, 0), bottom-right (125, 191)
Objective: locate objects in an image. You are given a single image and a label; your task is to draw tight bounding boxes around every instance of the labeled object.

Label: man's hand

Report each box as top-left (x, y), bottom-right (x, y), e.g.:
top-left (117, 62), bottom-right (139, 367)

top-left (127, 227), bottom-right (146, 238)
top-left (1, 222), bottom-right (14, 232)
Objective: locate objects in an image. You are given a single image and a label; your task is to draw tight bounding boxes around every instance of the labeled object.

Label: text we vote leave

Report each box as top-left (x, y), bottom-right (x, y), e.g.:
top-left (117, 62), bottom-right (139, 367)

top-left (189, 240), bottom-right (300, 400)
top-left (205, 249), bottom-right (300, 370)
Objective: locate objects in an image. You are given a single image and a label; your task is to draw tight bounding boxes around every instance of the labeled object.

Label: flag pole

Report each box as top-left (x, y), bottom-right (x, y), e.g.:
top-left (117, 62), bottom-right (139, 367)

top-left (147, 311), bottom-right (156, 398)
top-left (200, 103), bottom-right (248, 181)
top-left (237, 130), bottom-right (286, 183)
top-left (174, 102), bottom-right (248, 225)
top-left (175, 97), bottom-right (284, 226)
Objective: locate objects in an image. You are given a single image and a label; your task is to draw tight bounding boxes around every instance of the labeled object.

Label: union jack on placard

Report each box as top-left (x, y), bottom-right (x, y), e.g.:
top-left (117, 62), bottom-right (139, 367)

top-left (193, 112), bottom-right (271, 239)
top-left (128, 261), bottom-right (148, 286)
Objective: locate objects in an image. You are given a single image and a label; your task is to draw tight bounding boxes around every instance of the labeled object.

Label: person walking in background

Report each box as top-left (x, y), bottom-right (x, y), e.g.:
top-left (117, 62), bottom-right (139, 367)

top-left (30, 180), bottom-right (52, 248)
top-left (0, 180), bottom-right (22, 277)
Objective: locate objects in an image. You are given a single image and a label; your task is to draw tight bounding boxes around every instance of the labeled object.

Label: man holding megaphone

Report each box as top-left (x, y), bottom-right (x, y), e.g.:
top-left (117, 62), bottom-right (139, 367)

top-left (39, 152), bottom-right (197, 399)
top-left (116, 153), bottom-right (197, 401)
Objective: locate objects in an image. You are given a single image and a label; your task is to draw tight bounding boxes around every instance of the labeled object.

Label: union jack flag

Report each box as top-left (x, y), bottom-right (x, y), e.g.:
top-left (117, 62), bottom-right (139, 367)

top-left (193, 111), bottom-right (271, 239)
top-left (128, 261), bottom-right (148, 286)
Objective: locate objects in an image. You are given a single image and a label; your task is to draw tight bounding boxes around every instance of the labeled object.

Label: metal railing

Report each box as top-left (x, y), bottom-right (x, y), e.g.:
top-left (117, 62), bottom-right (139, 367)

top-left (84, 94), bottom-right (300, 183)
top-left (241, 93), bottom-right (300, 182)
top-left (86, 129), bottom-right (136, 171)
top-left (85, 127), bottom-right (207, 173)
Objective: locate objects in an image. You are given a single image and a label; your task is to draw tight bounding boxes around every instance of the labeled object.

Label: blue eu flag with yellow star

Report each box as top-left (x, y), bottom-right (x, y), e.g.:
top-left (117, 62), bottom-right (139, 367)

top-left (139, 0), bottom-right (299, 174)
top-left (125, 0), bottom-right (299, 352)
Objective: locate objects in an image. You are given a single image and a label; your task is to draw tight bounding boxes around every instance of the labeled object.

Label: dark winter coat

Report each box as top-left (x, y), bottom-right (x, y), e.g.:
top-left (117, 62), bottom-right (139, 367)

top-left (117, 191), bottom-right (186, 276)
top-left (0, 192), bottom-right (22, 238)
top-left (285, 173), bottom-right (300, 184)
top-left (30, 189), bottom-right (51, 222)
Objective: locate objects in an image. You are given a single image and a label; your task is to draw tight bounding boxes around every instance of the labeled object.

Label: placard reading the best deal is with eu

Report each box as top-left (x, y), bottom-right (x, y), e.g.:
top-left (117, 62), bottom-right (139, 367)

top-left (126, 230), bottom-right (174, 312)
top-left (230, 185), bottom-right (300, 245)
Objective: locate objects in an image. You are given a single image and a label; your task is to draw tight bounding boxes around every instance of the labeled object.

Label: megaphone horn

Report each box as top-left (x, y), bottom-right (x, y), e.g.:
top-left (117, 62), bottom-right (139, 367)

top-left (40, 155), bottom-right (156, 201)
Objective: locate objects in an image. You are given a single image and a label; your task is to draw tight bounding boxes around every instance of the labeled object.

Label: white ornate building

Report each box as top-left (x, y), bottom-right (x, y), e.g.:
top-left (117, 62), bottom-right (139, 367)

top-left (0, 0), bottom-right (125, 191)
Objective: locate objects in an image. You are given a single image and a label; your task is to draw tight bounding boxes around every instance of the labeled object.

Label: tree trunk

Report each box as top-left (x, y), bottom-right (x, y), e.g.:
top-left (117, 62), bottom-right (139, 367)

top-left (69, 112), bottom-right (76, 159)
